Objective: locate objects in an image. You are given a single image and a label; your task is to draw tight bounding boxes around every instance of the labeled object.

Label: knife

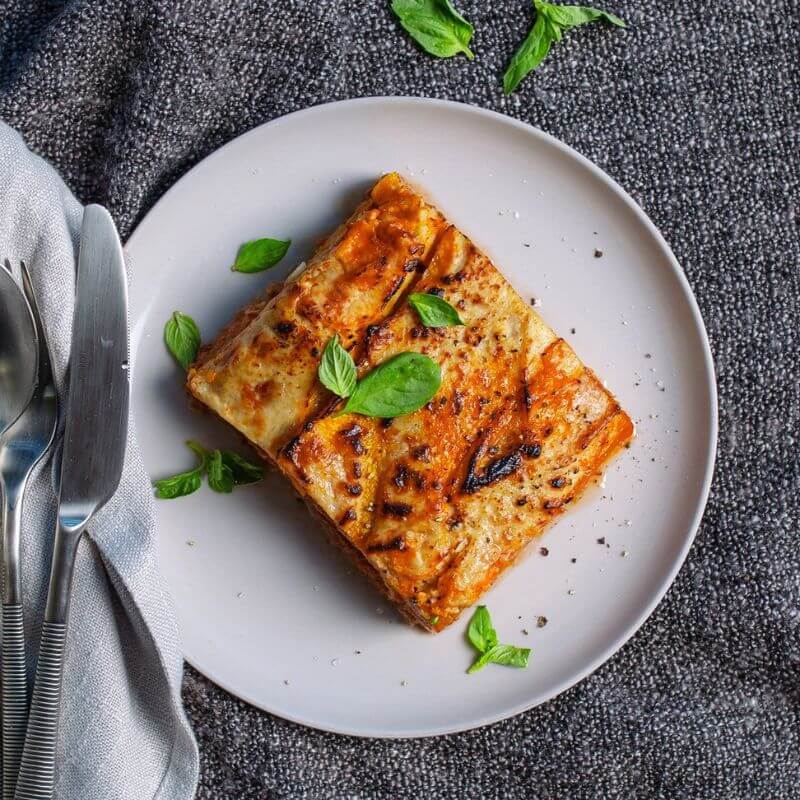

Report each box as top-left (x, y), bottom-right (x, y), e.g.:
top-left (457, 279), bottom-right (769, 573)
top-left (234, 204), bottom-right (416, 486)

top-left (14, 206), bottom-right (129, 800)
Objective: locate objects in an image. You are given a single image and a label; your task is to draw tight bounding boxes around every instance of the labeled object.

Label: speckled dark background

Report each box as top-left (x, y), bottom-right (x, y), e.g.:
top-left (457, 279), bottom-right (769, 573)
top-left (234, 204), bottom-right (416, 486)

top-left (2, 0), bottom-right (799, 797)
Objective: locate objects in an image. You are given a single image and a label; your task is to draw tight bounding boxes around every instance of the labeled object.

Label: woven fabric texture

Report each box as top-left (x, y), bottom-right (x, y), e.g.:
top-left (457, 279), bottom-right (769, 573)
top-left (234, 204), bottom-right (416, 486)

top-left (1, 1), bottom-right (798, 798)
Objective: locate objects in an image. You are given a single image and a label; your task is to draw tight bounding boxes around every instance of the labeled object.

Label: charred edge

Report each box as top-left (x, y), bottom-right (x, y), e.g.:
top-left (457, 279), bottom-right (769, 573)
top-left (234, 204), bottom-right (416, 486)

top-left (382, 502), bottom-right (413, 518)
top-left (442, 270), bottom-right (467, 285)
top-left (521, 443), bottom-right (542, 458)
top-left (427, 287), bottom-right (444, 297)
top-left (403, 258), bottom-right (424, 273)
top-left (339, 508), bottom-right (357, 525)
top-left (281, 436), bottom-right (310, 483)
top-left (274, 321), bottom-right (295, 336)
top-left (364, 324), bottom-right (382, 346)
top-left (383, 274), bottom-right (405, 304)
top-left (394, 464), bottom-right (409, 489)
top-left (412, 445), bottom-right (431, 463)
top-left (339, 424), bottom-right (363, 438)
top-left (523, 382), bottom-right (533, 410)
top-left (452, 390), bottom-right (464, 415)
top-left (462, 448), bottom-right (523, 494)
top-left (367, 536), bottom-right (406, 553)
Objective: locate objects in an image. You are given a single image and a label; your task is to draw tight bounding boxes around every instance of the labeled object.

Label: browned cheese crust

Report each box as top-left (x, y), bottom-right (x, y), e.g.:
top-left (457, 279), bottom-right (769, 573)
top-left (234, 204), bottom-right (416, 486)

top-left (187, 173), bottom-right (634, 632)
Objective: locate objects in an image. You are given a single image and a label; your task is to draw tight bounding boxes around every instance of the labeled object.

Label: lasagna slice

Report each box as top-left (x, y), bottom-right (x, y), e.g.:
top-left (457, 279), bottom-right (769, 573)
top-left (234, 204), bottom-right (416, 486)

top-left (188, 174), bottom-right (634, 631)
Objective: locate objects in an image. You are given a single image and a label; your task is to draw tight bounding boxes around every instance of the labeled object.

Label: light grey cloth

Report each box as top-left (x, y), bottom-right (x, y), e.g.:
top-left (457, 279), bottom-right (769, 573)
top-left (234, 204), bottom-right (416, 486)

top-left (0, 121), bottom-right (198, 799)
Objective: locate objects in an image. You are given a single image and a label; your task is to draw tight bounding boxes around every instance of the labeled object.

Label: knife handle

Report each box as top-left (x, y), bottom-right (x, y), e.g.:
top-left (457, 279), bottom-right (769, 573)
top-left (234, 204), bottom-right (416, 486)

top-left (2, 604), bottom-right (28, 800)
top-left (13, 621), bottom-right (67, 800)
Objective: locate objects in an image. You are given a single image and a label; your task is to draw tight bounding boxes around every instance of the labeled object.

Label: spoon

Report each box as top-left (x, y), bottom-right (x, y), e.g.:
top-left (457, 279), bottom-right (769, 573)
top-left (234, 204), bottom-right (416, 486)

top-left (0, 267), bottom-right (38, 439)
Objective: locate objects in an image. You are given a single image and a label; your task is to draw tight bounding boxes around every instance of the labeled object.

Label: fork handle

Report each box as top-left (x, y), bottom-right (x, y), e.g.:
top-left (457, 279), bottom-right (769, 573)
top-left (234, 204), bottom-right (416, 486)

top-left (2, 604), bottom-right (28, 800)
top-left (13, 621), bottom-right (67, 800)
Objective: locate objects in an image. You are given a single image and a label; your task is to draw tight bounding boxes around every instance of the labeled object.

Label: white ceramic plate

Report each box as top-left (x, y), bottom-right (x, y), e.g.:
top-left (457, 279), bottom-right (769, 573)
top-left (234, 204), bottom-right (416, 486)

top-left (126, 98), bottom-right (717, 738)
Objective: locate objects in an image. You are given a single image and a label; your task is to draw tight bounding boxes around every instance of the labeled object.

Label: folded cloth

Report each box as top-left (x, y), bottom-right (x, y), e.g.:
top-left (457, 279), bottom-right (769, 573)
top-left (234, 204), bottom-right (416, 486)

top-left (0, 122), bottom-right (198, 798)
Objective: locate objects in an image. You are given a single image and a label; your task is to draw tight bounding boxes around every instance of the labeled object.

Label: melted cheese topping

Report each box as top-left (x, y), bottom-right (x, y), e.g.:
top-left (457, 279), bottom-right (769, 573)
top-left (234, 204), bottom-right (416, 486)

top-left (189, 174), bottom-right (634, 631)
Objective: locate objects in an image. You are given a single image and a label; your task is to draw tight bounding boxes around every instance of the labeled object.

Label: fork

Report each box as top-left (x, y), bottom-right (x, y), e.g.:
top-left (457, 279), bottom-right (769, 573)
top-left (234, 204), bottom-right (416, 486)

top-left (0, 260), bottom-right (59, 800)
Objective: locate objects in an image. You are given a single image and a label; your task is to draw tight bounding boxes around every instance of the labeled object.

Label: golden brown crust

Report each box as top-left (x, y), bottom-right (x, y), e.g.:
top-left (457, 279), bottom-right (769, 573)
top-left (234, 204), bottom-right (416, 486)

top-left (188, 173), bottom-right (634, 632)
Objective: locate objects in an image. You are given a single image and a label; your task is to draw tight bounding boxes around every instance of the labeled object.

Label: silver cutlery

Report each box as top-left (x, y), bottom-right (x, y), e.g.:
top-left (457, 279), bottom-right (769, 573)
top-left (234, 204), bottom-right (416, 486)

top-left (0, 261), bottom-right (59, 800)
top-left (0, 267), bottom-right (38, 440)
top-left (14, 206), bottom-right (129, 800)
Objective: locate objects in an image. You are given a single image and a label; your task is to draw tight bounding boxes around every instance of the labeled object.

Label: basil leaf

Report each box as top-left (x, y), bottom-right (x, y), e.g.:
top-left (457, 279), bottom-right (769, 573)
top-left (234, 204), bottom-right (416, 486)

top-left (468, 644), bottom-right (532, 673)
top-left (391, 0), bottom-right (475, 60)
top-left (467, 650), bottom-right (495, 674)
top-left (408, 293), bottom-right (464, 328)
top-left (153, 443), bottom-right (206, 499)
top-left (504, 1), bottom-right (626, 94)
top-left (467, 606), bottom-right (499, 653)
top-left (232, 237), bottom-right (291, 273)
top-left (503, 13), bottom-right (553, 95)
top-left (164, 311), bottom-right (201, 369)
top-left (186, 440), bottom-right (209, 461)
top-left (343, 352), bottom-right (441, 419)
top-left (486, 643), bottom-right (531, 669)
top-left (220, 451), bottom-right (264, 485)
top-left (206, 450), bottom-right (234, 494)
top-left (536, 0), bottom-right (625, 29)
top-left (153, 468), bottom-right (202, 499)
top-left (318, 336), bottom-right (357, 398)
top-left (465, 606), bottom-right (532, 674)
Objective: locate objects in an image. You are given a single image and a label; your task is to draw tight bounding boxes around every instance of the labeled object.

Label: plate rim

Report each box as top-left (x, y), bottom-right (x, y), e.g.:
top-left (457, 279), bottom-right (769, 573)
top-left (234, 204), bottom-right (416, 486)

top-left (126, 96), bottom-right (719, 739)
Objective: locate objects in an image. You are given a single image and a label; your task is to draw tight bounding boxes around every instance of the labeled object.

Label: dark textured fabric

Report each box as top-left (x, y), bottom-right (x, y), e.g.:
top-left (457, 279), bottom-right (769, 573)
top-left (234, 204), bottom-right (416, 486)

top-left (2, 1), bottom-right (798, 798)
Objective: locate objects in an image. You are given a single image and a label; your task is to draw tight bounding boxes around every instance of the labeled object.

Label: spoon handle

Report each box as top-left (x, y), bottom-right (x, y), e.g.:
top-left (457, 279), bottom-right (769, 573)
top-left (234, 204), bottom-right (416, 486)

top-left (2, 604), bottom-right (28, 800)
top-left (12, 622), bottom-right (66, 800)
top-left (1, 485), bottom-right (28, 800)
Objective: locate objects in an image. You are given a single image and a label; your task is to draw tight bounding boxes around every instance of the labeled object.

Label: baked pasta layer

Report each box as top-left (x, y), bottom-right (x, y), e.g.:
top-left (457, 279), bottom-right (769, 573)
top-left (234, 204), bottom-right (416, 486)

top-left (188, 173), bottom-right (634, 631)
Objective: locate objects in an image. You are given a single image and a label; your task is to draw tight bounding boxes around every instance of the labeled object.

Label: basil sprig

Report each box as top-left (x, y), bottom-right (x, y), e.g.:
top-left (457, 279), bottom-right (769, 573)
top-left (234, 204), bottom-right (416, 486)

top-left (466, 606), bottom-right (531, 674)
top-left (317, 339), bottom-right (442, 419)
top-left (164, 311), bottom-right (201, 370)
top-left (408, 292), bottom-right (464, 328)
top-left (153, 441), bottom-right (264, 500)
top-left (318, 335), bottom-right (357, 398)
top-left (232, 237), bottom-right (291, 273)
top-left (343, 352), bottom-right (441, 418)
top-left (391, 0), bottom-right (475, 60)
top-left (504, 0), bottom-right (625, 94)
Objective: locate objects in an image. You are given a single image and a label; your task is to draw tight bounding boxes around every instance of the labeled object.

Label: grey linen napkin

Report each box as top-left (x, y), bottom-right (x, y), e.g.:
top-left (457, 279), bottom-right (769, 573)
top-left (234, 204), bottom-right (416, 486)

top-left (0, 122), bottom-right (198, 798)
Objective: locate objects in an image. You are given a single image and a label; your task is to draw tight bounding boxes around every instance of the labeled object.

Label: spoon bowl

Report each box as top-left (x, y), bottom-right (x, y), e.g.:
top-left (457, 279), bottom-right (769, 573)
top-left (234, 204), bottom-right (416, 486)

top-left (0, 268), bottom-right (38, 437)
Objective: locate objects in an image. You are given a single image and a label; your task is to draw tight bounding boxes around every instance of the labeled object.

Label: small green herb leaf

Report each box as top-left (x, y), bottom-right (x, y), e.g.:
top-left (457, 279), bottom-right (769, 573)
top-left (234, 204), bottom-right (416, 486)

top-left (343, 352), bottom-right (441, 419)
top-left (467, 606), bottom-right (499, 653)
top-left (232, 237), bottom-right (291, 273)
top-left (318, 336), bottom-right (357, 398)
top-left (391, 0), bottom-right (475, 60)
top-left (164, 311), bottom-right (201, 369)
top-left (153, 443), bottom-right (206, 499)
top-left (156, 441), bottom-right (263, 500)
top-left (221, 451), bottom-right (264, 485)
top-left (503, 13), bottom-right (552, 95)
top-left (484, 643), bottom-right (531, 668)
top-left (467, 650), bottom-right (495, 674)
top-left (465, 605), bottom-right (532, 674)
top-left (206, 450), bottom-right (234, 493)
top-left (153, 468), bottom-right (203, 499)
top-left (468, 644), bottom-right (531, 673)
top-left (504, 1), bottom-right (626, 94)
top-left (536, 0), bottom-right (625, 29)
top-left (408, 293), bottom-right (464, 327)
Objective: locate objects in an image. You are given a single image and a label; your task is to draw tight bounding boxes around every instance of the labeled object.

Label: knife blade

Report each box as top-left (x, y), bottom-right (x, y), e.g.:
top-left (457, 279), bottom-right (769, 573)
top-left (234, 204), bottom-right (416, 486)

top-left (14, 205), bottom-right (129, 800)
